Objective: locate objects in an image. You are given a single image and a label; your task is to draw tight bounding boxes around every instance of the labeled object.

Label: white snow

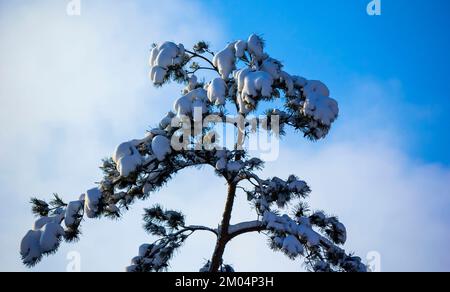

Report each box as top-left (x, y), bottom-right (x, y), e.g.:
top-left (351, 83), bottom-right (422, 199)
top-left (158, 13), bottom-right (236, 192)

top-left (226, 161), bottom-right (243, 172)
top-left (227, 221), bottom-right (262, 235)
top-left (302, 80), bottom-right (339, 126)
top-left (84, 187), bottom-right (102, 218)
top-left (213, 43), bottom-right (236, 79)
top-left (280, 71), bottom-right (295, 96)
top-left (149, 66), bottom-right (167, 85)
top-left (149, 42), bottom-right (185, 85)
top-left (242, 71), bottom-right (273, 98)
top-left (261, 58), bottom-right (282, 79)
top-left (39, 222), bottom-right (64, 253)
top-left (39, 222), bottom-right (65, 253)
top-left (33, 214), bottom-right (63, 231)
top-left (304, 80), bottom-right (330, 97)
top-left (159, 112), bottom-right (175, 130)
top-left (64, 200), bottom-right (83, 228)
top-left (184, 75), bottom-right (198, 94)
top-left (207, 78), bottom-right (227, 106)
top-left (113, 141), bottom-right (144, 177)
top-left (174, 88), bottom-right (208, 116)
top-left (215, 158), bottom-right (227, 171)
top-left (282, 235), bottom-right (304, 256)
top-left (215, 150), bottom-right (228, 171)
top-left (297, 223), bottom-right (321, 247)
top-left (292, 75), bottom-right (307, 87)
top-left (247, 34), bottom-right (265, 60)
top-left (151, 135), bottom-right (172, 161)
top-left (234, 40), bottom-right (247, 58)
top-left (21, 230), bottom-right (42, 265)
top-left (263, 211), bottom-right (323, 249)
top-left (234, 68), bottom-right (274, 114)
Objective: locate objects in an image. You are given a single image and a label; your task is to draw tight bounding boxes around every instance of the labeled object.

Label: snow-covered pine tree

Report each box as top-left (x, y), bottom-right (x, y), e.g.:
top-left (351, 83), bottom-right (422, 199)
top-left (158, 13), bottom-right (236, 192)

top-left (20, 35), bottom-right (366, 272)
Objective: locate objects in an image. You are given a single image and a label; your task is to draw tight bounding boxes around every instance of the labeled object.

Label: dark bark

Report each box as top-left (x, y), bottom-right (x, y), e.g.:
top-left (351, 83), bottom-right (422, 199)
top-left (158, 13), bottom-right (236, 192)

top-left (208, 182), bottom-right (237, 272)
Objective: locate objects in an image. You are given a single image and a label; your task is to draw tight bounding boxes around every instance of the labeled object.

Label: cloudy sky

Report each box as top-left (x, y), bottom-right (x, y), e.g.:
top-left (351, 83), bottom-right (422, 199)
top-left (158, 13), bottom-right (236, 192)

top-left (1, 0), bottom-right (449, 272)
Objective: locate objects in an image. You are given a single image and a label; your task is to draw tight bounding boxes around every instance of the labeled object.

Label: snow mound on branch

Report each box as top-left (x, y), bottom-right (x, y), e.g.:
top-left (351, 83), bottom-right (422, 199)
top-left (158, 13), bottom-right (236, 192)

top-left (39, 222), bottom-right (65, 253)
top-left (234, 68), bottom-right (274, 113)
top-left (149, 42), bottom-right (185, 85)
top-left (183, 75), bottom-right (198, 94)
top-left (247, 34), bottom-right (265, 60)
top-left (84, 187), bottom-right (102, 219)
top-left (282, 235), bottom-right (304, 257)
top-left (65, 200), bottom-right (83, 228)
top-left (151, 135), bottom-right (172, 161)
top-left (159, 112), bottom-right (176, 130)
top-left (226, 161), bottom-right (243, 172)
top-left (113, 141), bottom-right (144, 177)
top-left (213, 43), bottom-right (236, 79)
top-left (293, 75), bottom-right (307, 87)
top-left (33, 214), bottom-right (63, 231)
top-left (302, 80), bottom-right (339, 126)
top-left (280, 71), bottom-right (295, 96)
top-left (174, 88), bottom-right (208, 116)
top-left (20, 230), bottom-right (42, 266)
top-left (215, 151), bottom-right (228, 171)
top-left (206, 78), bottom-right (227, 106)
top-left (234, 40), bottom-right (247, 58)
top-left (261, 58), bottom-right (282, 79)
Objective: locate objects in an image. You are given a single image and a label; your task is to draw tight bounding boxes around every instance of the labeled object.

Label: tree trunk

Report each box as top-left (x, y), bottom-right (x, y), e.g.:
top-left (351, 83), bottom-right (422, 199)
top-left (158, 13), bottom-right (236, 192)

top-left (208, 182), bottom-right (237, 272)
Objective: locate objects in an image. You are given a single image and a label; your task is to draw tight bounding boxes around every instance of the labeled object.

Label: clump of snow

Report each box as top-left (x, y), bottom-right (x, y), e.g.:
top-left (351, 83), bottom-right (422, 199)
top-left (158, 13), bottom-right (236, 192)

top-left (234, 40), bottom-right (247, 58)
top-left (282, 235), bottom-right (304, 257)
top-left (243, 71), bottom-right (273, 98)
top-left (280, 71), bottom-right (295, 96)
top-left (302, 80), bottom-right (339, 126)
top-left (213, 43), bottom-right (236, 79)
top-left (261, 58), bottom-right (282, 79)
top-left (39, 222), bottom-right (65, 253)
top-left (159, 112), bottom-right (176, 130)
top-left (226, 161), bottom-right (243, 173)
top-left (292, 75), bottom-right (307, 87)
top-left (206, 78), bottom-right (227, 106)
top-left (113, 141), bottom-right (144, 177)
top-left (247, 34), bottom-right (265, 60)
top-left (149, 42), bottom-right (185, 85)
top-left (33, 214), bottom-right (63, 231)
top-left (65, 200), bottom-right (83, 228)
top-left (20, 230), bottom-right (42, 265)
top-left (84, 187), bottom-right (102, 218)
top-left (174, 88), bottom-right (208, 116)
top-left (234, 68), bottom-right (274, 114)
top-left (215, 151), bottom-right (228, 171)
top-left (151, 135), bottom-right (172, 161)
top-left (297, 223), bottom-right (321, 247)
top-left (183, 75), bottom-right (198, 94)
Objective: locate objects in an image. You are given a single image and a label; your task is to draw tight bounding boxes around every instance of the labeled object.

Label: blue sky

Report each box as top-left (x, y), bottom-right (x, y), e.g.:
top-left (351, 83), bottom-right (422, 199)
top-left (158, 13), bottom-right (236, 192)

top-left (205, 0), bottom-right (450, 166)
top-left (1, 0), bottom-right (450, 272)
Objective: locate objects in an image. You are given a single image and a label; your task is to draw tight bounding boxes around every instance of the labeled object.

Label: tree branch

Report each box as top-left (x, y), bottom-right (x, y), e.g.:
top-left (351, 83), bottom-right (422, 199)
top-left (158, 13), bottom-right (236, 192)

top-left (186, 49), bottom-right (218, 72)
top-left (227, 221), bottom-right (266, 240)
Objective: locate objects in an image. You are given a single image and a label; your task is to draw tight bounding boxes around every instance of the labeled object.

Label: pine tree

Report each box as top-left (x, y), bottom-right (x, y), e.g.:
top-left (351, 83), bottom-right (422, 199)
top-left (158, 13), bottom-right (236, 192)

top-left (20, 35), bottom-right (366, 272)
